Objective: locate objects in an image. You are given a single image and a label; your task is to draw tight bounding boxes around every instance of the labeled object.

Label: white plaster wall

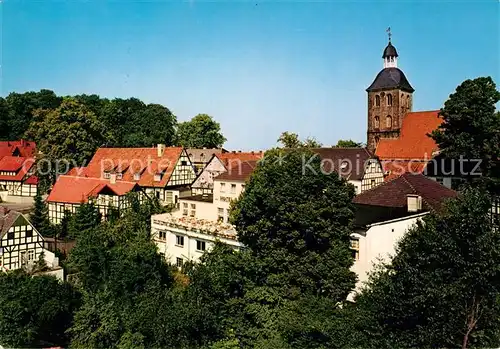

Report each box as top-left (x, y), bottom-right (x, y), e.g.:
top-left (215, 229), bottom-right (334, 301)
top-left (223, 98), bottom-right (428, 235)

top-left (152, 221), bottom-right (243, 266)
top-left (173, 199), bottom-right (217, 221)
top-left (351, 213), bottom-right (428, 291)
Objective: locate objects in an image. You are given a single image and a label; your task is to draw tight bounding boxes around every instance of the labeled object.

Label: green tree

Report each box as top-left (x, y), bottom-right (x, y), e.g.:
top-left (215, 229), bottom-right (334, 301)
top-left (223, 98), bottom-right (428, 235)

top-left (25, 98), bottom-right (110, 182)
top-left (431, 77), bottom-right (500, 180)
top-left (0, 271), bottom-right (80, 348)
top-left (333, 139), bottom-right (363, 148)
top-left (0, 97), bottom-right (9, 140)
top-left (67, 204), bottom-right (174, 348)
top-left (354, 187), bottom-right (500, 349)
top-left (277, 132), bottom-right (322, 148)
top-left (68, 202), bottom-right (102, 239)
top-left (176, 113), bottom-right (226, 148)
top-left (4, 89), bottom-right (62, 140)
top-left (30, 190), bottom-right (52, 237)
top-left (229, 148), bottom-right (357, 346)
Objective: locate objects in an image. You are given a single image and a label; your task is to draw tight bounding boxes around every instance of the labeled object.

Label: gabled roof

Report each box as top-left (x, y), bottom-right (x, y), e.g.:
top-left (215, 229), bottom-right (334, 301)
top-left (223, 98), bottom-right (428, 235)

top-left (80, 147), bottom-right (185, 188)
top-left (353, 173), bottom-right (456, 212)
top-left (186, 148), bottom-right (224, 164)
top-left (47, 175), bottom-right (139, 204)
top-left (216, 151), bottom-right (264, 169)
top-left (0, 156), bottom-right (36, 182)
top-left (0, 207), bottom-right (22, 236)
top-left (376, 110), bottom-right (442, 160)
top-left (215, 160), bottom-right (258, 182)
top-left (311, 147), bottom-right (376, 181)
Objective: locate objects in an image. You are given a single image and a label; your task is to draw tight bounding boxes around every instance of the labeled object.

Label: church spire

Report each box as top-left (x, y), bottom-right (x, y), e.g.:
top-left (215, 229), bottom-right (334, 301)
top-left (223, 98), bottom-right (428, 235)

top-left (382, 27), bottom-right (398, 68)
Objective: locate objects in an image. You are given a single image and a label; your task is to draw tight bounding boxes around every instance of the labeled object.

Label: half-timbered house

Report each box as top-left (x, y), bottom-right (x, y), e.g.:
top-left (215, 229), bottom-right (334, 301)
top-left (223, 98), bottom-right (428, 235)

top-left (0, 207), bottom-right (59, 273)
top-left (0, 156), bottom-right (38, 198)
top-left (47, 175), bottom-right (144, 224)
top-left (191, 151), bottom-right (263, 195)
top-left (312, 148), bottom-right (384, 194)
top-left (77, 145), bottom-right (196, 205)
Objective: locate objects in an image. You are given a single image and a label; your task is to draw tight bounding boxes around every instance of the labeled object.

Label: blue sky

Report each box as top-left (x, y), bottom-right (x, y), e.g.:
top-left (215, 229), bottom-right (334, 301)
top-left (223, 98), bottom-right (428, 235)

top-left (1, 1), bottom-right (498, 150)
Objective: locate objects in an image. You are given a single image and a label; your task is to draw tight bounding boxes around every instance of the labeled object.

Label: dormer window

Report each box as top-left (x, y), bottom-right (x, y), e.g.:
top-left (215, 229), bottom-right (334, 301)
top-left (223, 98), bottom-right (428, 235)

top-left (116, 173), bottom-right (123, 180)
top-left (133, 173), bottom-right (140, 181)
top-left (154, 173), bottom-right (162, 182)
top-left (103, 171), bottom-right (110, 179)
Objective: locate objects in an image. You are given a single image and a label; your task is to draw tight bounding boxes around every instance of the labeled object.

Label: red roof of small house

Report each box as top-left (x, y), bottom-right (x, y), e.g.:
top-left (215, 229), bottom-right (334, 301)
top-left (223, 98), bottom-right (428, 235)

top-left (0, 156), bottom-right (36, 182)
top-left (376, 111), bottom-right (443, 160)
top-left (80, 147), bottom-right (185, 188)
top-left (353, 173), bottom-right (457, 212)
top-left (216, 151), bottom-right (263, 170)
top-left (381, 160), bottom-right (428, 182)
top-left (0, 140), bottom-right (37, 158)
top-left (47, 175), bottom-right (139, 204)
top-left (215, 160), bottom-right (258, 182)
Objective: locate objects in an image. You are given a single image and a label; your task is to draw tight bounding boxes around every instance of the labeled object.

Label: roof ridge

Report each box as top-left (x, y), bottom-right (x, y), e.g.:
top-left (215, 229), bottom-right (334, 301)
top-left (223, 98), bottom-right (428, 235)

top-left (401, 174), bottom-right (438, 213)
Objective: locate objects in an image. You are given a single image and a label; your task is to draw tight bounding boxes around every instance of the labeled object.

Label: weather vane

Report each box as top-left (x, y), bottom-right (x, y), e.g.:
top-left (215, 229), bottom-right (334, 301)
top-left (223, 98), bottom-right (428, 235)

top-left (386, 27), bottom-right (392, 42)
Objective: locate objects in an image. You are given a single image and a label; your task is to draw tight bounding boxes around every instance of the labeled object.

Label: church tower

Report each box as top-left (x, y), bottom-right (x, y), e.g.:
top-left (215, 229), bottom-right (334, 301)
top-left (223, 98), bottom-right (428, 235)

top-left (366, 30), bottom-right (414, 153)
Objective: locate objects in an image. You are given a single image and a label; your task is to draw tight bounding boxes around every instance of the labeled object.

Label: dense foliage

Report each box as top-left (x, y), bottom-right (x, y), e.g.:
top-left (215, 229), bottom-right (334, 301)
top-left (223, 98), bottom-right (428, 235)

top-left (431, 76), bottom-right (500, 181)
top-left (0, 271), bottom-right (81, 348)
top-left (1, 78), bottom-right (497, 349)
top-left (333, 139), bottom-right (363, 148)
top-left (176, 113), bottom-right (227, 148)
top-left (353, 187), bottom-right (500, 348)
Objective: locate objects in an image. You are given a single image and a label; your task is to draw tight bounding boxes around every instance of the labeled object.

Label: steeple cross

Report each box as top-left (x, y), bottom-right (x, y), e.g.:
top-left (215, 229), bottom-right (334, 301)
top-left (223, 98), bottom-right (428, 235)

top-left (386, 27), bottom-right (392, 42)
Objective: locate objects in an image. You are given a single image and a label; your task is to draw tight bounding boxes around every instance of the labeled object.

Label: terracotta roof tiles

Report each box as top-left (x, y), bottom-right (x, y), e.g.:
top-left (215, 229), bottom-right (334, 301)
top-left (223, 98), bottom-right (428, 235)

top-left (81, 147), bottom-right (185, 188)
top-left (376, 110), bottom-right (442, 160)
top-left (47, 175), bottom-right (139, 204)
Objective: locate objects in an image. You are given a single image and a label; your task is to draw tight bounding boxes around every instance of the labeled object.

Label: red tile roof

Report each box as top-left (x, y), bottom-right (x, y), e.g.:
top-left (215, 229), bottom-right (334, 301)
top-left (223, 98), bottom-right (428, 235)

top-left (81, 147), bottom-right (185, 188)
top-left (0, 140), bottom-right (37, 158)
top-left (353, 173), bottom-right (457, 212)
top-left (0, 156), bottom-right (36, 182)
top-left (376, 110), bottom-right (443, 160)
top-left (47, 175), bottom-right (139, 204)
top-left (215, 160), bottom-right (258, 182)
top-left (216, 151), bottom-right (263, 170)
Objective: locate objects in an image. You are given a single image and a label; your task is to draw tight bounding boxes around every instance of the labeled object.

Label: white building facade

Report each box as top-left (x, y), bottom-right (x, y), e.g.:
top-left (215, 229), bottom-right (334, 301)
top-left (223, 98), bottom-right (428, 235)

top-left (152, 213), bottom-right (243, 267)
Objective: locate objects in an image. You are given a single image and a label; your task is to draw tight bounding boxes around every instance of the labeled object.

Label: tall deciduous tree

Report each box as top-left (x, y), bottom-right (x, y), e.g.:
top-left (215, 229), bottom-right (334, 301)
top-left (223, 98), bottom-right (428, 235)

top-left (229, 148), bottom-right (356, 346)
top-left (431, 77), bottom-right (500, 180)
top-left (26, 98), bottom-right (109, 166)
top-left (354, 187), bottom-right (500, 349)
top-left (4, 89), bottom-right (62, 140)
top-left (176, 114), bottom-right (226, 148)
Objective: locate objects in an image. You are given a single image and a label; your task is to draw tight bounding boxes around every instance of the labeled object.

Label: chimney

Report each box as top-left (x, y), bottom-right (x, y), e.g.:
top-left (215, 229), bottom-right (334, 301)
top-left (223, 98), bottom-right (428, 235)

top-left (157, 144), bottom-right (165, 157)
top-left (110, 173), bottom-right (117, 184)
top-left (407, 194), bottom-right (422, 213)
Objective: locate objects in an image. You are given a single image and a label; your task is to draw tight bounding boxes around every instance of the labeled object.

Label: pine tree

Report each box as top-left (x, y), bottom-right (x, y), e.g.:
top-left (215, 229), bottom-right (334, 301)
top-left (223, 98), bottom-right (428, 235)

top-left (68, 202), bottom-right (102, 239)
top-left (30, 190), bottom-right (51, 237)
